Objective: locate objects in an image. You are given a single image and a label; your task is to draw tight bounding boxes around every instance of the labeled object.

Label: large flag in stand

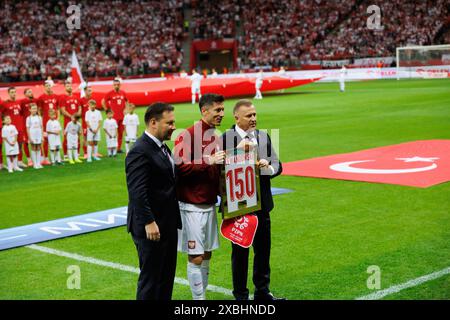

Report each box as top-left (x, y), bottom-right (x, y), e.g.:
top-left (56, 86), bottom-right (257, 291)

top-left (70, 51), bottom-right (86, 97)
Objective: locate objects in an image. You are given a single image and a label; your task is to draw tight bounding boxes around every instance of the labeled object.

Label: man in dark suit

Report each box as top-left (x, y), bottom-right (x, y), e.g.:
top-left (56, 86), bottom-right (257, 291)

top-left (125, 102), bottom-right (181, 300)
top-left (222, 99), bottom-right (284, 301)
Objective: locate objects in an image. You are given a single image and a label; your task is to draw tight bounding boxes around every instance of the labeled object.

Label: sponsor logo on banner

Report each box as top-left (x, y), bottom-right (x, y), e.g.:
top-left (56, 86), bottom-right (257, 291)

top-left (220, 214), bottom-right (258, 248)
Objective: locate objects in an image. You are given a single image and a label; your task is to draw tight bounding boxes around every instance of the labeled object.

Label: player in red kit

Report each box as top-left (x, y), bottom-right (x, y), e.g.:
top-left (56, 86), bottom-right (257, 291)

top-left (102, 77), bottom-right (128, 153)
top-left (60, 81), bottom-right (82, 159)
top-left (38, 80), bottom-right (60, 165)
top-left (0, 97), bottom-right (3, 170)
top-left (80, 85), bottom-right (93, 158)
top-left (2, 87), bottom-right (28, 168)
top-left (21, 88), bottom-right (37, 166)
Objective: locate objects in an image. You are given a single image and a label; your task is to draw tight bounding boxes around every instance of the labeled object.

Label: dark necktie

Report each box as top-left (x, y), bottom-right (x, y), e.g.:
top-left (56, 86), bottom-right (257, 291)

top-left (161, 144), bottom-right (174, 174)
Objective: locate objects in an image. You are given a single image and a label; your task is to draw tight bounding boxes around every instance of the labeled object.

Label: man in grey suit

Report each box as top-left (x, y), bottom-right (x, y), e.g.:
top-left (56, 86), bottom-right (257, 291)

top-left (222, 99), bottom-right (284, 300)
top-left (125, 102), bottom-right (181, 300)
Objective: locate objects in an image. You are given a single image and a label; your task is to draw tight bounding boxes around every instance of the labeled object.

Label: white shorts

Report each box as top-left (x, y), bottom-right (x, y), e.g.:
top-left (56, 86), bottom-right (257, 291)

top-left (125, 136), bottom-right (137, 144)
top-left (67, 134), bottom-right (78, 150)
top-left (87, 130), bottom-right (101, 142)
top-left (48, 135), bottom-right (61, 150)
top-left (191, 86), bottom-right (201, 95)
top-left (177, 202), bottom-right (219, 255)
top-left (106, 137), bottom-right (118, 149)
top-left (29, 129), bottom-right (42, 144)
top-left (5, 142), bottom-right (19, 156)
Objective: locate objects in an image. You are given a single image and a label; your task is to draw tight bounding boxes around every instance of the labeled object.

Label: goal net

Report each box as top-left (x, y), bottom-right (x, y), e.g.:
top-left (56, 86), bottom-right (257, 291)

top-left (396, 44), bottom-right (450, 79)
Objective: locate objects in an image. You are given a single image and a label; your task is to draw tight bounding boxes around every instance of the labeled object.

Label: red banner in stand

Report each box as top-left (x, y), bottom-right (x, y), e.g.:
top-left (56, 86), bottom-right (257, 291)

top-left (220, 214), bottom-right (259, 248)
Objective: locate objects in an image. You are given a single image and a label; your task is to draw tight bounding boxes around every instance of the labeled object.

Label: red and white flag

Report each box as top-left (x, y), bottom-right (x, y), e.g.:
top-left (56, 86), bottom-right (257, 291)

top-left (220, 214), bottom-right (258, 248)
top-left (283, 140), bottom-right (450, 188)
top-left (70, 51), bottom-right (86, 97)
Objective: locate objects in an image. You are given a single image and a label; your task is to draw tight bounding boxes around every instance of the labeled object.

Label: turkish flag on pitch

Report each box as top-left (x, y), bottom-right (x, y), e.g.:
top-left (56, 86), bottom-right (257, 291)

top-left (282, 140), bottom-right (450, 188)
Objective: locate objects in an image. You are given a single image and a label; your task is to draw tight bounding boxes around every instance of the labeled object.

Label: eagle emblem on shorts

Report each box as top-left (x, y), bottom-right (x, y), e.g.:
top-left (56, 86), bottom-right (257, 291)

top-left (188, 241), bottom-right (196, 249)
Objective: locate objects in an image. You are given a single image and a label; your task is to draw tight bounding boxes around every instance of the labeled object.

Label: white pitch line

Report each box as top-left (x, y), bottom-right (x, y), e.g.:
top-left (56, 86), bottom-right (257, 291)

top-left (26, 244), bottom-right (233, 297)
top-left (0, 234), bottom-right (28, 241)
top-left (356, 266), bottom-right (450, 300)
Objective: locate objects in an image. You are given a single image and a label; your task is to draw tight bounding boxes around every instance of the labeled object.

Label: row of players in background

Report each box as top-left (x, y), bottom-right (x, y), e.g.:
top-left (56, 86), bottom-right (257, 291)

top-left (0, 77), bottom-right (138, 171)
top-left (2, 100), bottom-right (139, 173)
top-left (186, 67), bottom-right (278, 104)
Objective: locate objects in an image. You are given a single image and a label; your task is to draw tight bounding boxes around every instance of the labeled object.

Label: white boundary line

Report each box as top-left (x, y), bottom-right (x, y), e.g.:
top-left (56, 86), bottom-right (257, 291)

top-left (27, 244), bottom-right (449, 300)
top-left (356, 266), bottom-right (450, 300)
top-left (26, 244), bottom-right (234, 297)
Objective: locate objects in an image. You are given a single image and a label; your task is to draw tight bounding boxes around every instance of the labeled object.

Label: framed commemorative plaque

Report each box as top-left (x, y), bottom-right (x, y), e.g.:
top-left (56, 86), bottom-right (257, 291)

top-left (220, 148), bottom-right (261, 220)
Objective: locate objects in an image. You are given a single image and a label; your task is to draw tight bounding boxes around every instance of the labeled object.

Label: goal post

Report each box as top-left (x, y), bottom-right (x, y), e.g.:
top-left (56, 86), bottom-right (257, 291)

top-left (396, 44), bottom-right (450, 80)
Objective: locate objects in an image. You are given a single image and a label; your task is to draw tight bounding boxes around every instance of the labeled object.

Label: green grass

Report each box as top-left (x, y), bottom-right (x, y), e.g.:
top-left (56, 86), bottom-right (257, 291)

top-left (0, 79), bottom-right (449, 300)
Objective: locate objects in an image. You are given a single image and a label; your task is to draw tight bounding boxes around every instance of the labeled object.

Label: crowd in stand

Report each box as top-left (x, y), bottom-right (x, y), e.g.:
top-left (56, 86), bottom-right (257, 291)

top-left (0, 0), bottom-right (448, 82)
top-left (309, 0), bottom-right (448, 61)
top-left (191, 0), bottom-right (240, 39)
top-left (0, 0), bottom-right (185, 82)
top-left (238, 0), bottom-right (357, 67)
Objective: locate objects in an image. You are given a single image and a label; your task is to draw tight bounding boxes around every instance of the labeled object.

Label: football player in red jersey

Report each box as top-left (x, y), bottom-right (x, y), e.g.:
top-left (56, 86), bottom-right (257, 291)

top-left (60, 81), bottom-right (82, 159)
top-left (20, 88), bottom-right (37, 166)
top-left (0, 97), bottom-right (3, 170)
top-left (38, 80), bottom-right (60, 165)
top-left (80, 85), bottom-right (93, 158)
top-left (102, 77), bottom-right (128, 153)
top-left (2, 87), bottom-right (28, 168)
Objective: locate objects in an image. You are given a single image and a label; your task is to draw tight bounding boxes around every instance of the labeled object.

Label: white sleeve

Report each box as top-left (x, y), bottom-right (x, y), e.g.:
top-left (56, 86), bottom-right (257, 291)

top-left (136, 115), bottom-right (140, 125)
top-left (26, 116), bottom-right (30, 128)
top-left (46, 121), bottom-right (51, 132)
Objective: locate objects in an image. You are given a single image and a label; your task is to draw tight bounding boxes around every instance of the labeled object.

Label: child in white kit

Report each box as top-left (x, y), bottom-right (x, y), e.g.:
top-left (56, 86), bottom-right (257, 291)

top-left (2, 115), bottom-right (23, 173)
top-left (85, 100), bottom-right (103, 162)
top-left (64, 114), bottom-right (82, 164)
top-left (123, 103), bottom-right (139, 154)
top-left (26, 103), bottom-right (43, 169)
top-left (103, 109), bottom-right (118, 157)
top-left (46, 109), bottom-right (62, 165)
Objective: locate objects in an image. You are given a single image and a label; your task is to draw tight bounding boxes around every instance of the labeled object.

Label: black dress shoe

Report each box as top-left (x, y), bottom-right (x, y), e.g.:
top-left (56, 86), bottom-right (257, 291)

top-left (117, 149), bottom-right (124, 154)
top-left (254, 292), bottom-right (286, 301)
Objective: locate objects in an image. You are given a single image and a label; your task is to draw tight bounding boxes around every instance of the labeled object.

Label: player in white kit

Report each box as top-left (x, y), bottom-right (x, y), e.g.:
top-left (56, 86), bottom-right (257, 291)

top-left (122, 103), bottom-right (139, 154)
top-left (2, 115), bottom-right (23, 173)
top-left (85, 100), bottom-right (103, 162)
top-left (254, 69), bottom-right (264, 99)
top-left (25, 104), bottom-right (43, 169)
top-left (339, 65), bottom-right (347, 92)
top-left (64, 114), bottom-right (82, 164)
top-left (190, 69), bottom-right (202, 104)
top-left (103, 109), bottom-right (118, 157)
top-left (46, 109), bottom-right (62, 165)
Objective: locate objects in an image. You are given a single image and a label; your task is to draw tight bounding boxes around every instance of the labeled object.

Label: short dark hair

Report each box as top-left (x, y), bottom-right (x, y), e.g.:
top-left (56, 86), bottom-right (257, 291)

top-left (145, 102), bottom-right (174, 124)
top-left (7, 87), bottom-right (15, 93)
top-left (199, 93), bottom-right (224, 112)
top-left (106, 109), bottom-right (113, 114)
top-left (233, 99), bottom-right (253, 114)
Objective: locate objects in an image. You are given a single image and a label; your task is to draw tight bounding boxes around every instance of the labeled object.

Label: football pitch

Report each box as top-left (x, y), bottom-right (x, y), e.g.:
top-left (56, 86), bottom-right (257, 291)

top-left (0, 79), bottom-right (449, 300)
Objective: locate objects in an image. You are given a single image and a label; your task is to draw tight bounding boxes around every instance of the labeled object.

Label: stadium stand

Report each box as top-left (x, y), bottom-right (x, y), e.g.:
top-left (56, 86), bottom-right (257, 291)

top-left (0, 0), bottom-right (185, 82)
top-left (0, 0), bottom-right (448, 82)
